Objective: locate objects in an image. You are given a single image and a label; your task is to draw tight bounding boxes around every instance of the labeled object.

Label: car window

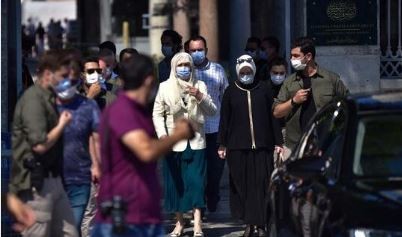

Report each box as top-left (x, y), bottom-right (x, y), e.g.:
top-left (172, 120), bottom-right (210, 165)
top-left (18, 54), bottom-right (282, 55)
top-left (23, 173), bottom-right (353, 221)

top-left (353, 114), bottom-right (402, 177)
top-left (294, 101), bottom-right (348, 178)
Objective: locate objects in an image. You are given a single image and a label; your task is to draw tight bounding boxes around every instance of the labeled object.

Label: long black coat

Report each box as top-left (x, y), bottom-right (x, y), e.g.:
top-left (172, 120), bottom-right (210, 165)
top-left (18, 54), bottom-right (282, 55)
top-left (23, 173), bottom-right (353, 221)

top-left (217, 80), bottom-right (283, 150)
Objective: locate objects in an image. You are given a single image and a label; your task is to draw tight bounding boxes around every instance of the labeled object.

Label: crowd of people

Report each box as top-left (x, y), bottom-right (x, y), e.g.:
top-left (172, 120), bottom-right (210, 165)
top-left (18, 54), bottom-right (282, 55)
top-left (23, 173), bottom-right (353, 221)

top-left (22, 17), bottom-right (73, 57)
top-left (7, 30), bottom-right (348, 237)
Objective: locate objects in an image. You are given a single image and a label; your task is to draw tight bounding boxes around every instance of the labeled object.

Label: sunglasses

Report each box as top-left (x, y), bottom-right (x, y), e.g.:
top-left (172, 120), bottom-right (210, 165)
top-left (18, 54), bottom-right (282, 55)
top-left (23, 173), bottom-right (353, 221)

top-left (236, 57), bottom-right (253, 64)
top-left (86, 68), bottom-right (102, 74)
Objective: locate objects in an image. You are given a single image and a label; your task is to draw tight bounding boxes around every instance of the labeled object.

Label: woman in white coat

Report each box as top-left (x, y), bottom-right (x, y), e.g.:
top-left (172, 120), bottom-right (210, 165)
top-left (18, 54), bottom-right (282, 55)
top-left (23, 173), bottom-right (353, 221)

top-left (153, 52), bottom-right (216, 237)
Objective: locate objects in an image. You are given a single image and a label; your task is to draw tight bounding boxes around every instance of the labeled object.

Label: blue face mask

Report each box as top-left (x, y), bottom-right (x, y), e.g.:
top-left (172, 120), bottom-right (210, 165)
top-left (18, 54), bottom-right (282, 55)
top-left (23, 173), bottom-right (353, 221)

top-left (176, 66), bottom-right (191, 80)
top-left (162, 46), bottom-right (174, 58)
top-left (54, 78), bottom-right (71, 93)
top-left (270, 74), bottom-right (286, 85)
top-left (98, 75), bottom-right (105, 84)
top-left (191, 50), bottom-right (206, 65)
top-left (102, 67), bottom-right (113, 81)
top-left (54, 78), bottom-right (78, 100)
top-left (239, 74), bottom-right (254, 85)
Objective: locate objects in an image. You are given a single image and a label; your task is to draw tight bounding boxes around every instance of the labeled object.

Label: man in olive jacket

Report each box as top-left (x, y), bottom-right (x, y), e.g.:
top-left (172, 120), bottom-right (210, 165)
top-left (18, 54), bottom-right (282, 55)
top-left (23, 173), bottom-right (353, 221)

top-left (273, 37), bottom-right (348, 158)
top-left (9, 50), bottom-right (78, 236)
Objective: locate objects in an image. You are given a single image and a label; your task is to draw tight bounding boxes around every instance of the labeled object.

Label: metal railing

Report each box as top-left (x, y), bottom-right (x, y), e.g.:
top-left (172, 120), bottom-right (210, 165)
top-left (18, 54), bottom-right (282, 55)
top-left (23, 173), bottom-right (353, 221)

top-left (380, 0), bottom-right (402, 79)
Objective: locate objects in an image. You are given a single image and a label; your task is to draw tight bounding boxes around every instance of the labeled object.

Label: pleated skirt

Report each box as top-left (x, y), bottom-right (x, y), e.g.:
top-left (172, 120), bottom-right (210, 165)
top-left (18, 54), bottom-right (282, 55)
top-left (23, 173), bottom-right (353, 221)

top-left (226, 149), bottom-right (273, 226)
top-left (163, 143), bottom-right (206, 213)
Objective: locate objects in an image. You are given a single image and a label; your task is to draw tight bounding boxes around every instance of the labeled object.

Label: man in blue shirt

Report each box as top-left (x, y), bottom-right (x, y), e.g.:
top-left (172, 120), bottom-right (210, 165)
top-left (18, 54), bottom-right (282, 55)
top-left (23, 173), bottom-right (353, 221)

top-left (189, 35), bottom-right (229, 213)
top-left (55, 74), bottom-right (101, 236)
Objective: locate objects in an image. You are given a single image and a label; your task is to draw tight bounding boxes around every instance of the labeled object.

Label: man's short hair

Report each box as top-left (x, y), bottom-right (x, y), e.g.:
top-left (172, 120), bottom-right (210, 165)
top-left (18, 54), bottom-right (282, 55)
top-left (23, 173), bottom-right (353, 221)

top-left (83, 56), bottom-right (99, 70)
top-left (37, 50), bottom-right (70, 75)
top-left (246, 37), bottom-right (261, 47)
top-left (99, 48), bottom-right (115, 60)
top-left (119, 48), bottom-right (139, 62)
top-left (84, 56), bottom-right (99, 65)
top-left (291, 36), bottom-right (316, 58)
top-left (268, 57), bottom-right (288, 71)
top-left (99, 41), bottom-right (116, 55)
top-left (262, 36), bottom-right (280, 53)
top-left (189, 35), bottom-right (208, 49)
top-left (161, 30), bottom-right (183, 52)
top-left (120, 54), bottom-right (154, 90)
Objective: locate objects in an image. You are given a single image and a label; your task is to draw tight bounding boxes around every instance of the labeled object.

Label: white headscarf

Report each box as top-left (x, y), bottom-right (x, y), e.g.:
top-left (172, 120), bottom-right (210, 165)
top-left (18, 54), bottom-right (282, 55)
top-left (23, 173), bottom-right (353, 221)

top-left (236, 54), bottom-right (257, 78)
top-left (166, 52), bottom-right (205, 124)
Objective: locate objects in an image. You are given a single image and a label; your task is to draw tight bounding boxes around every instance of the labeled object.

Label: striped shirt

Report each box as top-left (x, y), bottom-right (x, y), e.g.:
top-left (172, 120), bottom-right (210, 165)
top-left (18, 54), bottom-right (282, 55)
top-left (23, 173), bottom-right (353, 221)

top-left (194, 61), bottom-right (229, 134)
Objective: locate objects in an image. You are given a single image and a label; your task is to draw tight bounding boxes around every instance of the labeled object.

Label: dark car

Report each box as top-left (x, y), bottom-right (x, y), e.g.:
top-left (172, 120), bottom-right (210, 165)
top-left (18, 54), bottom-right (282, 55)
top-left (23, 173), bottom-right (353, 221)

top-left (268, 91), bottom-right (402, 237)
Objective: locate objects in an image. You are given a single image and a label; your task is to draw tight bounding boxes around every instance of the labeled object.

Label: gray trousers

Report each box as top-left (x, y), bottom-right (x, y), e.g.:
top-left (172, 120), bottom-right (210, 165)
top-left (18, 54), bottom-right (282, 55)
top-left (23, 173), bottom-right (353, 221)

top-left (22, 176), bottom-right (78, 237)
top-left (81, 183), bottom-right (98, 237)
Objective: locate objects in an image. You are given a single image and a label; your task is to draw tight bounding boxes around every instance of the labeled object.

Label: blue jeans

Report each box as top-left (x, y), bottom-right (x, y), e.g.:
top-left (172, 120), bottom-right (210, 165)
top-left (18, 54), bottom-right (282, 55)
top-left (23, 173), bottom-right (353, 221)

top-left (65, 183), bottom-right (91, 236)
top-left (91, 223), bottom-right (164, 237)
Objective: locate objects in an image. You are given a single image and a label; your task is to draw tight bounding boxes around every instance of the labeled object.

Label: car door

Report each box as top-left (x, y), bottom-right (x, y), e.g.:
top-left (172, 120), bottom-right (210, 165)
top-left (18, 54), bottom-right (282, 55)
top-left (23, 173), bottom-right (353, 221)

top-left (271, 101), bottom-right (348, 237)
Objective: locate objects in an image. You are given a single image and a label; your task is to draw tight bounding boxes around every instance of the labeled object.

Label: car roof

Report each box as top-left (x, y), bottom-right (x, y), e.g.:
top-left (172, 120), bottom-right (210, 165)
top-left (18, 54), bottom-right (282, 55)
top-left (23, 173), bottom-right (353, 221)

top-left (347, 91), bottom-right (402, 111)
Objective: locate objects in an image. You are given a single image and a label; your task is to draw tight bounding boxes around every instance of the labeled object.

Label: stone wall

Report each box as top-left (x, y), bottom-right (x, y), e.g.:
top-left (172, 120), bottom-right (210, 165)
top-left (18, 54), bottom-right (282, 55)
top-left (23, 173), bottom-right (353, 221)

top-left (316, 46), bottom-right (381, 93)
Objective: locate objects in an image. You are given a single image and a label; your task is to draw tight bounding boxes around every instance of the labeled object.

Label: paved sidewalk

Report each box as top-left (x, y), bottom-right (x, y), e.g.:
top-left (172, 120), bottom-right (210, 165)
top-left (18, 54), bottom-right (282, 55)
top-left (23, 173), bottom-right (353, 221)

top-left (163, 164), bottom-right (245, 237)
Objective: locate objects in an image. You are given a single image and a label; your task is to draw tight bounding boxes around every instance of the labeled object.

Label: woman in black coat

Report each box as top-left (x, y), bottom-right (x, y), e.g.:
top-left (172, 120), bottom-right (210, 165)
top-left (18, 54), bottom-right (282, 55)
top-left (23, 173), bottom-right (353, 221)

top-left (217, 54), bottom-right (283, 237)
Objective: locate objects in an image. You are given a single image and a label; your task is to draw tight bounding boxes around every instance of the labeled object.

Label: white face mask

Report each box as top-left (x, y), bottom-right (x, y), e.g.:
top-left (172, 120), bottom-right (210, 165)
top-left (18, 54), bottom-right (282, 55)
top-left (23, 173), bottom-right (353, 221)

top-left (57, 86), bottom-right (77, 100)
top-left (270, 74), bottom-right (286, 85)
top-left (86, 72), bottom-right (100, 84)
top-left (291, 58), bottom-right (307, 71)
top-left (239, 74), bottom-right (254, 85)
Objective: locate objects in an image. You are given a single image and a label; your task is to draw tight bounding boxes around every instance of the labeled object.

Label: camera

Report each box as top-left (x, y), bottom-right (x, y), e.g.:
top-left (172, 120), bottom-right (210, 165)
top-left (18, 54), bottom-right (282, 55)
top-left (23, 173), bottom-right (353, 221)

top-left (100, 196), bottom-right (127, 233)
top-left (23, 157), bottom-right (44, 191)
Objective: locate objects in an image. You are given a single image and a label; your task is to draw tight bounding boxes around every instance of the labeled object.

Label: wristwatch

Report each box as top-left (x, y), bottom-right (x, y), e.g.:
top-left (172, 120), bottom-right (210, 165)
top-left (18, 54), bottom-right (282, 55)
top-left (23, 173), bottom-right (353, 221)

top-left (291, 97), bottom-right (297, 107)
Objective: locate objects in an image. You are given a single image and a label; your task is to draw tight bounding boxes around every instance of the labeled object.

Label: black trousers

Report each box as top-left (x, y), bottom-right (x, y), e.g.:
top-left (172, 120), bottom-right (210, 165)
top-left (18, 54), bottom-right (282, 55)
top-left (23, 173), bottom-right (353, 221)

top-left (205, 132), bottom-right (225, 212)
